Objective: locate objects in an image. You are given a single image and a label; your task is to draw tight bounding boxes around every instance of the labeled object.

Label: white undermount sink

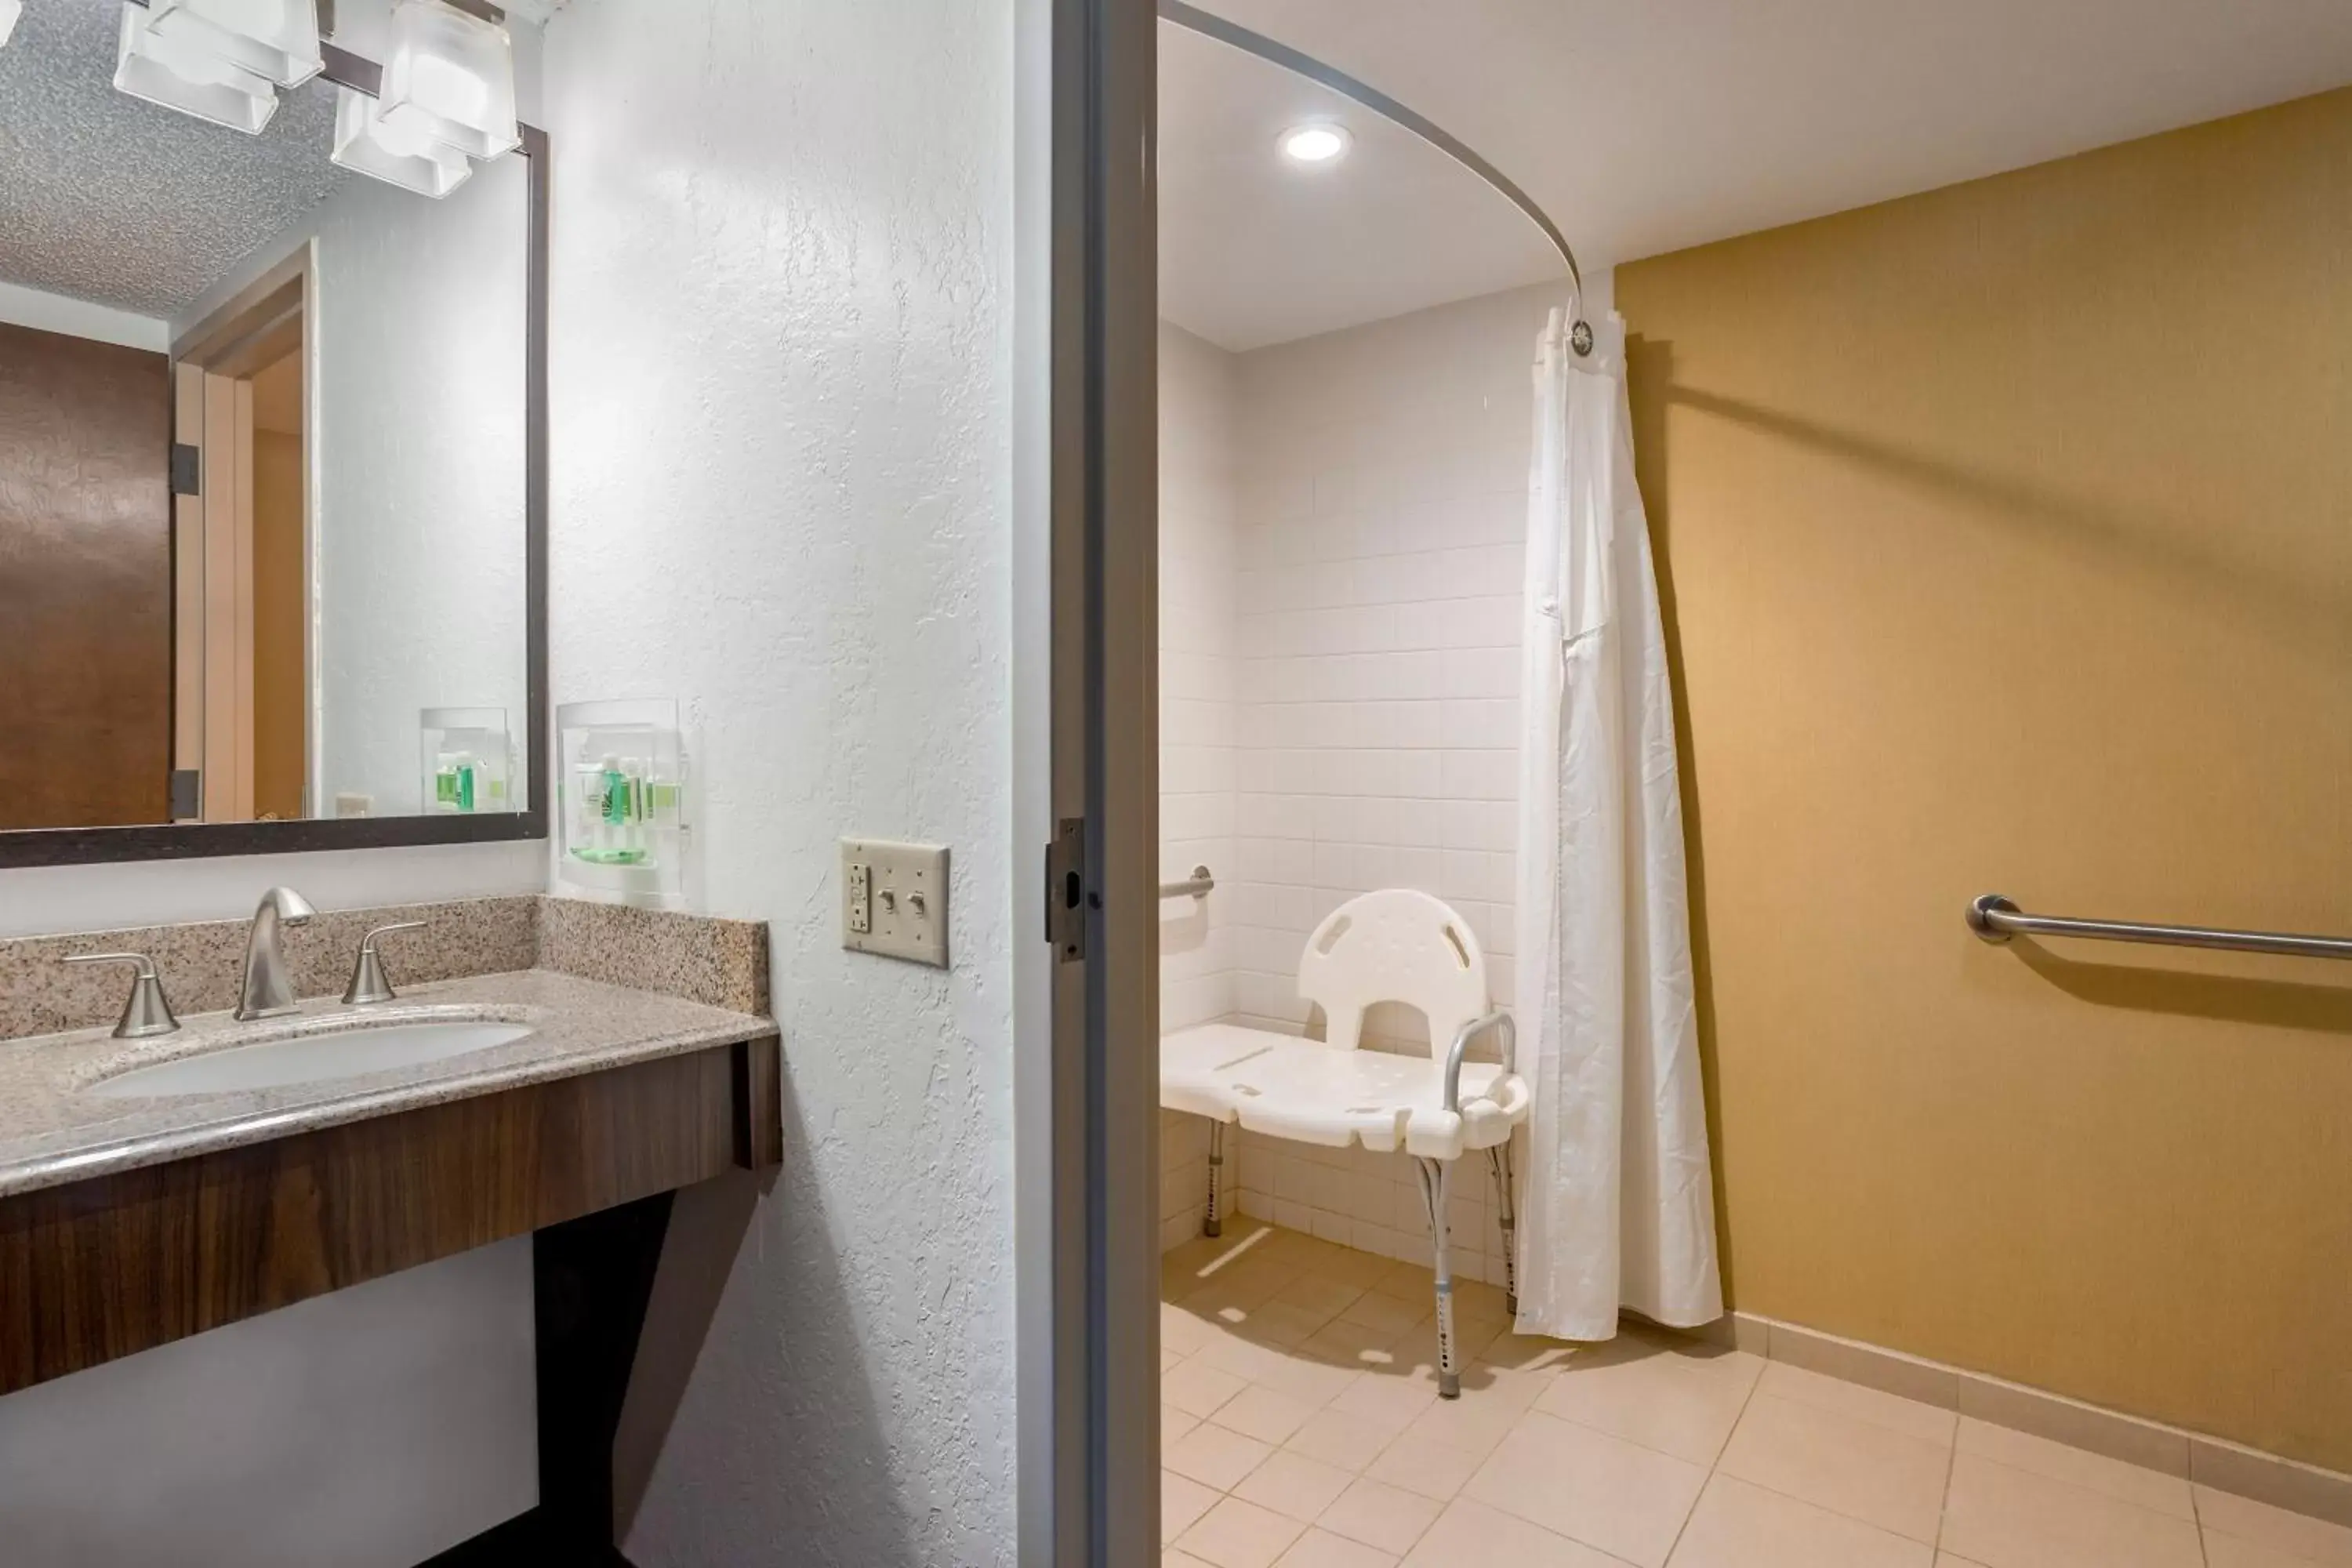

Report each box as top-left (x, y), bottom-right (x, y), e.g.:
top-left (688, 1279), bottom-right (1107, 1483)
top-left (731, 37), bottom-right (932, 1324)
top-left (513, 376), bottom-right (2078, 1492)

top-left (89, 1019), bottom-right (535, 1098)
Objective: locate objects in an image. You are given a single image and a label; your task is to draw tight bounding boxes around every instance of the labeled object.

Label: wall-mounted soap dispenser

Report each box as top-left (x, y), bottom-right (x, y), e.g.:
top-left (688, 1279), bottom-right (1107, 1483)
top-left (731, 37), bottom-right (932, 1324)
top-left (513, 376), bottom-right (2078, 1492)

top-left (420, 708), bottom-right (515, 815)
top-left (554, 699), bottom-right (689, 903)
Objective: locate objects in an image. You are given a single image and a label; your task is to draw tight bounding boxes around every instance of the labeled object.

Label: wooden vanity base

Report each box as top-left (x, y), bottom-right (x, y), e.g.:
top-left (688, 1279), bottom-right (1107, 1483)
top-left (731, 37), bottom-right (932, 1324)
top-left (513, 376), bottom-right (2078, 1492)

top-left (0, 1035), bottom-right (780, 1396)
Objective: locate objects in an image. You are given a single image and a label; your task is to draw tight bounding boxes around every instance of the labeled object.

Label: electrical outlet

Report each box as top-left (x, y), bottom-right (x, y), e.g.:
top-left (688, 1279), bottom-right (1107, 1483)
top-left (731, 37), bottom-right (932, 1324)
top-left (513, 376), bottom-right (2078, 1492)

top-left (840, 839), bottom-right (949, 967)
top-left (846, 861), bottom-right (873, 933)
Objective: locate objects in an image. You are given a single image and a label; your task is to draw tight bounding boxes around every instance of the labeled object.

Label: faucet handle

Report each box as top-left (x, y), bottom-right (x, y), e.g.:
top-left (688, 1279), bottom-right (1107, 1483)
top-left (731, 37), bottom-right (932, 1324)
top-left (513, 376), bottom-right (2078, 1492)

top-left (64, 953), bottom-right (181, 1040)
top-left (343, 922), bottom-right (428, 1007)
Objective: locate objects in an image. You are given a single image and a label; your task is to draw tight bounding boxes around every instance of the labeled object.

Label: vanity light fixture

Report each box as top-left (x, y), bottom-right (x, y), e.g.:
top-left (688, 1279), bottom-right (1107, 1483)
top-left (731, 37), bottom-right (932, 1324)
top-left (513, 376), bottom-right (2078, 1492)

top-left (113, 1), bottom-right (281, 135)
top-left (143, 0), bottom-right (322, 89)
top-left (1279, 122), bottom-right (1351, 165)
top-left (0, 0), bottom-right (22, 51)
top-left (331, 83), bottom-right (474, 197)
top-left (375, 0), bottom-right (521, 163)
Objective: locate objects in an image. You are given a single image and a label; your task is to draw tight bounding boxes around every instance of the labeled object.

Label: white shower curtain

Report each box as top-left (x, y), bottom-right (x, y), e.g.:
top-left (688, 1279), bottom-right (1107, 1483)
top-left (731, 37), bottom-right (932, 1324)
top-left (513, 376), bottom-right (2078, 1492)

top-left (1510, 307), bottom-right (1722, 1339)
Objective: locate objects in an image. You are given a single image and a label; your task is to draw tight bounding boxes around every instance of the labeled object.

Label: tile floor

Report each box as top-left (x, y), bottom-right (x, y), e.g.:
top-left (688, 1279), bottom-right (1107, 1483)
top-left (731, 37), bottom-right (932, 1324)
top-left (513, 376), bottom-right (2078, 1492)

top-left (1159, 1221), bottom-right (2352, 1568)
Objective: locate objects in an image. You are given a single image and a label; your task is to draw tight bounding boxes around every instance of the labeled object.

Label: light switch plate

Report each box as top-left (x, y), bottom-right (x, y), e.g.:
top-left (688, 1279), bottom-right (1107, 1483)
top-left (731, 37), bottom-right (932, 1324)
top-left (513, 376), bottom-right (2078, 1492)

top-left (840, 839), bottom-right (949, 967)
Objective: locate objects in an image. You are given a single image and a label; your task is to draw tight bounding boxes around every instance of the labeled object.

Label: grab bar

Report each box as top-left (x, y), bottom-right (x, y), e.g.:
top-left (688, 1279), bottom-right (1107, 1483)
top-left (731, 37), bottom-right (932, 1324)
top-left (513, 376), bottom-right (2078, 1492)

top-left (1160, 866), bottom-right (1214, 900)
top-left (1442, 1011), bottom-right (1516, 1115)
top-left (1967, 894), bottom-right (2352, 962)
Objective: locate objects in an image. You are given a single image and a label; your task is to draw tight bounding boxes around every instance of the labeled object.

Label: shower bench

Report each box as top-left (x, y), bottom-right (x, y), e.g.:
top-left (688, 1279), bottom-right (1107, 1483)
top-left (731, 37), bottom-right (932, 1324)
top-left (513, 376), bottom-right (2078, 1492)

top-left (1159, 888), bottom-right (1528, 1398)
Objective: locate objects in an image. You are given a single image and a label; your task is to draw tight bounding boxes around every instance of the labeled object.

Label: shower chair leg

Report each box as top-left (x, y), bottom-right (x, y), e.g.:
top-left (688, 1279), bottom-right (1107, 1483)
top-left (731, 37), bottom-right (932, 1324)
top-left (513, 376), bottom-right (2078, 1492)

top-left (1415, 1156), bottom-right (1461, 1399)
top-left (1204, 1119), bottom-right (1224, 1239)
top-left (1486, 1142), bottom-right (1518, 1318)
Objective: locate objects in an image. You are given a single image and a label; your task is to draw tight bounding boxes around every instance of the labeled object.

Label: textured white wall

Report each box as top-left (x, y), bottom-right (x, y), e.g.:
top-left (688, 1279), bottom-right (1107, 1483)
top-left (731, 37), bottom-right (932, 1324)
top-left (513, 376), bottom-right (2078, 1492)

top-left (1158, 320), bottom-right (1243, 1250)
top-left (541, 1), bottom-right (1018, 1563)
top-left (307, 154), bottom-right (531, 815)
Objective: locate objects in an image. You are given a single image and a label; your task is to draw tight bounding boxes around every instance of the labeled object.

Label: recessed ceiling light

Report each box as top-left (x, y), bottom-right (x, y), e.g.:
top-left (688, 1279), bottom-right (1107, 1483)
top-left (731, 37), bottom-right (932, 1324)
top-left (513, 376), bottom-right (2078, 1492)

top-left (1279, 123), bottom-right (1350, 165)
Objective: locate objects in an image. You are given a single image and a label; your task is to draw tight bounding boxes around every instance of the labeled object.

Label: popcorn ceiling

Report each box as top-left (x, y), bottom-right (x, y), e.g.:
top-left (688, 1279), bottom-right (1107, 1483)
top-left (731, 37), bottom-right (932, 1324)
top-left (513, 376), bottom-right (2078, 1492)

top-left (0, 0), bottom-right (347, 319)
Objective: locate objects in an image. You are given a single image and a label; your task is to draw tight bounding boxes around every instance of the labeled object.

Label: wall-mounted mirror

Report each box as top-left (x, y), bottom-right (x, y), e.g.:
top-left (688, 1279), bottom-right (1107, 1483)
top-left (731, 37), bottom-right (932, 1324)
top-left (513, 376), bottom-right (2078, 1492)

top-left (0, 0), bottom-right (545, 865)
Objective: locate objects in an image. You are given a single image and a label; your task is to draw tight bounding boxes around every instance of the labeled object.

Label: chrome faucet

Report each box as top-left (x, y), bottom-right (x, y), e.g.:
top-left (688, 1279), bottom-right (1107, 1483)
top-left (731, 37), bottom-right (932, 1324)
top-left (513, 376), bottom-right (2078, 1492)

top-left (235, 885), bottom-right (318, 1020)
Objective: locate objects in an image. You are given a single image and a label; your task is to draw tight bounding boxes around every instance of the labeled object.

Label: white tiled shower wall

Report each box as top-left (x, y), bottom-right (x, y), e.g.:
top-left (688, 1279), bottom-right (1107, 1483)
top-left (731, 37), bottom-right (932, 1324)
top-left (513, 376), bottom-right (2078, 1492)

top-left (1156, 278), bottom-right (1614, 1283)
top-left (1159, 321), bottom-right (1242, 1250)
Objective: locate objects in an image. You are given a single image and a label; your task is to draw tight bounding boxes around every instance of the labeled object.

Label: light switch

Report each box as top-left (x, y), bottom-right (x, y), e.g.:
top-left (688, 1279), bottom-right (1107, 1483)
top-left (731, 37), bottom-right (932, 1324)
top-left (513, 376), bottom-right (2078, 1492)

top-left (840, 839), bottom-right (949, 967)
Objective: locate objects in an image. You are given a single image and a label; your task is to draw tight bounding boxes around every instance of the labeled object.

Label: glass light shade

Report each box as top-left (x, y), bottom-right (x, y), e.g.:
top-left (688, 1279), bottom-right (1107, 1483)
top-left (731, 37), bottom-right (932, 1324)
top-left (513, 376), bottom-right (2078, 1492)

top-left (147, 0), bottom-right (321, 89)
top-left (332, 85), bottom-right (473, 198)
top-left (376, 0), bottom-right (520, 162)
top-left (0, 0), bottom-right (22, 51)
top-left (114, 2), bottom-right (279, 136)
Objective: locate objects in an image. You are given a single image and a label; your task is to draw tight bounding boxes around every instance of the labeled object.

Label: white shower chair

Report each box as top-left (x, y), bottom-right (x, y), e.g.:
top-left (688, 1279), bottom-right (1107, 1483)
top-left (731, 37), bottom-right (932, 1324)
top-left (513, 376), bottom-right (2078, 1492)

top-left (1160, 888), bottom-right (1528, 1398)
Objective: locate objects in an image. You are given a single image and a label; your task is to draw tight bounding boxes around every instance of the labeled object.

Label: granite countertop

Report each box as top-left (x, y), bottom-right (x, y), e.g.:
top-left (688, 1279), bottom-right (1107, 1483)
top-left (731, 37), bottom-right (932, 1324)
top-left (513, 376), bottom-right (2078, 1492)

top-left (0, 968), bottom-right (775, 1199)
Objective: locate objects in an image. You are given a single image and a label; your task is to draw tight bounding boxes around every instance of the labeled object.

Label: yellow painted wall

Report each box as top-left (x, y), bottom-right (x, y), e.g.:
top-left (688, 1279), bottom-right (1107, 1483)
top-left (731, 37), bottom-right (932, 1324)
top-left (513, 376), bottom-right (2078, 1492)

top-left (1618, 87), bottom-right (2352, 1469)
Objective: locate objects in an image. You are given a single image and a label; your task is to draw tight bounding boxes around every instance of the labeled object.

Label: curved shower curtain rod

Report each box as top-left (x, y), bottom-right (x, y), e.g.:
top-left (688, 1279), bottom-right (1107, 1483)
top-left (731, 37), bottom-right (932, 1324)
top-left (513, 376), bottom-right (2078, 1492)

top-left (1158, 0), bottom-right (1595, 355)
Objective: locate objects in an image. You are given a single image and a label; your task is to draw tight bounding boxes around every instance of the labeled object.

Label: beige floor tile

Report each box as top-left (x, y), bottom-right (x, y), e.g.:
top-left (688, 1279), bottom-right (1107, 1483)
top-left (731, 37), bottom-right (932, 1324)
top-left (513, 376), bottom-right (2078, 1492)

top-left (1364, 1428), bottom-right (1490, 1502)
top-left (1666, 1474), bottom-right (1933, 1567)
top-left (1287, 1404), bottom-right (1414, 1472)
top-left (1200, 1331), bottom-right (1308, 1386)
top-left (1451, 1278), bottom-right (1512, 1321)
top-left (1399, 1498), bottom-right (1628, 1567)
top-left (1936, 1558), bottom-right (1994, 1567)
top-left (1330, 1372), bottom-right (1442, 1428)
top-left (1478, 1328), bottom-right (1580, 1373)
top-left (1166, 1404), bottom-right (1203, 1447)
top-left (1277, 1274), bottom-right (1371, 1321)
top-left (1166, 1348), bottom-right (1189, 1374)
top-left (1166, 1301), bottom-right (1221, 1357)
top-left (1218, 1384), bottom-right (1326, 1446)
top-left (1535, 1337), bottom-right (1760, 1466)
top-left (1236, 1301), bottom-right (1352, 1351)
top-left (1715, 1393), bottom-right (1950, 1544)
top-left (1371, 1259), bottom-right (1437, 1301)
top-left (1167, 1357), bottom-right (1250, 1418)
top-left (1166, 1472), bottom-right (1222, 1545)
top-left (1303, 1314), bottom-right (1414, 1366)
top-left (1337, 1290), bottom-right (1426, 1338)
top-left (1319, 1247), bottom-right (1399, 1290)
top-left (1167, 1553), bottom-right (1218, 1568)
top-left (1171, 1421), bottom-right (1278, 1492)
top-left (1272, 1526), bottom-right (1401, 1567)
top-left (1384, 1313), bottom-right (1504, 1379)
top-left (1316, 1476), bottom-right (1446, 1555)
top-left (1941, 1452), bottom-right (2203, 1568)
top-left (1177, 1496), bottom-right (1311, 1568)
top-left (1756, 1360), bottom-right (1958, 1447)
top-left (1399, 1374), bottom-right (1550, 1461)
top-left (1257, 1350), bottom-right (1369, 1409)
top-left (1235, 1449), bottom-right (1359, 1524)
top-left (2194, 1487), bottom-right (2352, 1567)
top-left (1461, 1409), bottom-right (1708, 1568)
top-left (2205, 1531), bottom-right (2325, 1568)
top-left (1957, 1417), bottom-right (2193, 1519)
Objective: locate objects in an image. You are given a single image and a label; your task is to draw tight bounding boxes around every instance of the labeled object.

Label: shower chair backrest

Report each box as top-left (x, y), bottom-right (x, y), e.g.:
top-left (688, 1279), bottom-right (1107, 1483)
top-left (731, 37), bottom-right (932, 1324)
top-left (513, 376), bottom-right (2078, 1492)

top-left (1296, 888), bottom-right (1489, 1060)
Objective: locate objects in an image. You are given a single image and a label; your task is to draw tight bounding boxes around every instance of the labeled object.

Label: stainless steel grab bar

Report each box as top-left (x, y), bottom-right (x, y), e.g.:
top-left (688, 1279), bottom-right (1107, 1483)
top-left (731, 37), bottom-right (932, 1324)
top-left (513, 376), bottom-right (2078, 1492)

top-left (1160, 866), bottom-right (1214, 900)
top-left (1967, 894), bottom-right (2352, 961)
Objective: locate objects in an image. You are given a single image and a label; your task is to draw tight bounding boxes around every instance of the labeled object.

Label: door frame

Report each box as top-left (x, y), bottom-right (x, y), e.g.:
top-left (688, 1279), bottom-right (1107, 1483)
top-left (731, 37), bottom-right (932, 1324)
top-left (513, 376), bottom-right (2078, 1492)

top-left (1018, 0), bottom-right (1160, 1561)
top-left (171, 241), bottom-right (318, 826)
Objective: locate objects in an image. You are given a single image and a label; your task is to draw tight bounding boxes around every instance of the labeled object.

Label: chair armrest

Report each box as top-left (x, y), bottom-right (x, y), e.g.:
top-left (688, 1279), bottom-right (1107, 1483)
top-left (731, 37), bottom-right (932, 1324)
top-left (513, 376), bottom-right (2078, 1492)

top-left (1443, 1010), bottom-right (1515, 1115)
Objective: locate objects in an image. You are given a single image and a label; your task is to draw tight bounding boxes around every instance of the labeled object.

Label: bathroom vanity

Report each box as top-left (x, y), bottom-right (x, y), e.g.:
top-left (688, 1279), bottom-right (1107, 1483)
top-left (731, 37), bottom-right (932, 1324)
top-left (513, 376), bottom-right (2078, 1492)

top-left (0, 895), bottom-right (777, 1557)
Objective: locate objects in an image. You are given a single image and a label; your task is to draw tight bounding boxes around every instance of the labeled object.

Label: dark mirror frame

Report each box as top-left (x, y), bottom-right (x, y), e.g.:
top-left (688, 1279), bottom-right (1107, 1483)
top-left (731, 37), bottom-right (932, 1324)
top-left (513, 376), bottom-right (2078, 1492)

top-left (0, 125), bottom-right (550, 869)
